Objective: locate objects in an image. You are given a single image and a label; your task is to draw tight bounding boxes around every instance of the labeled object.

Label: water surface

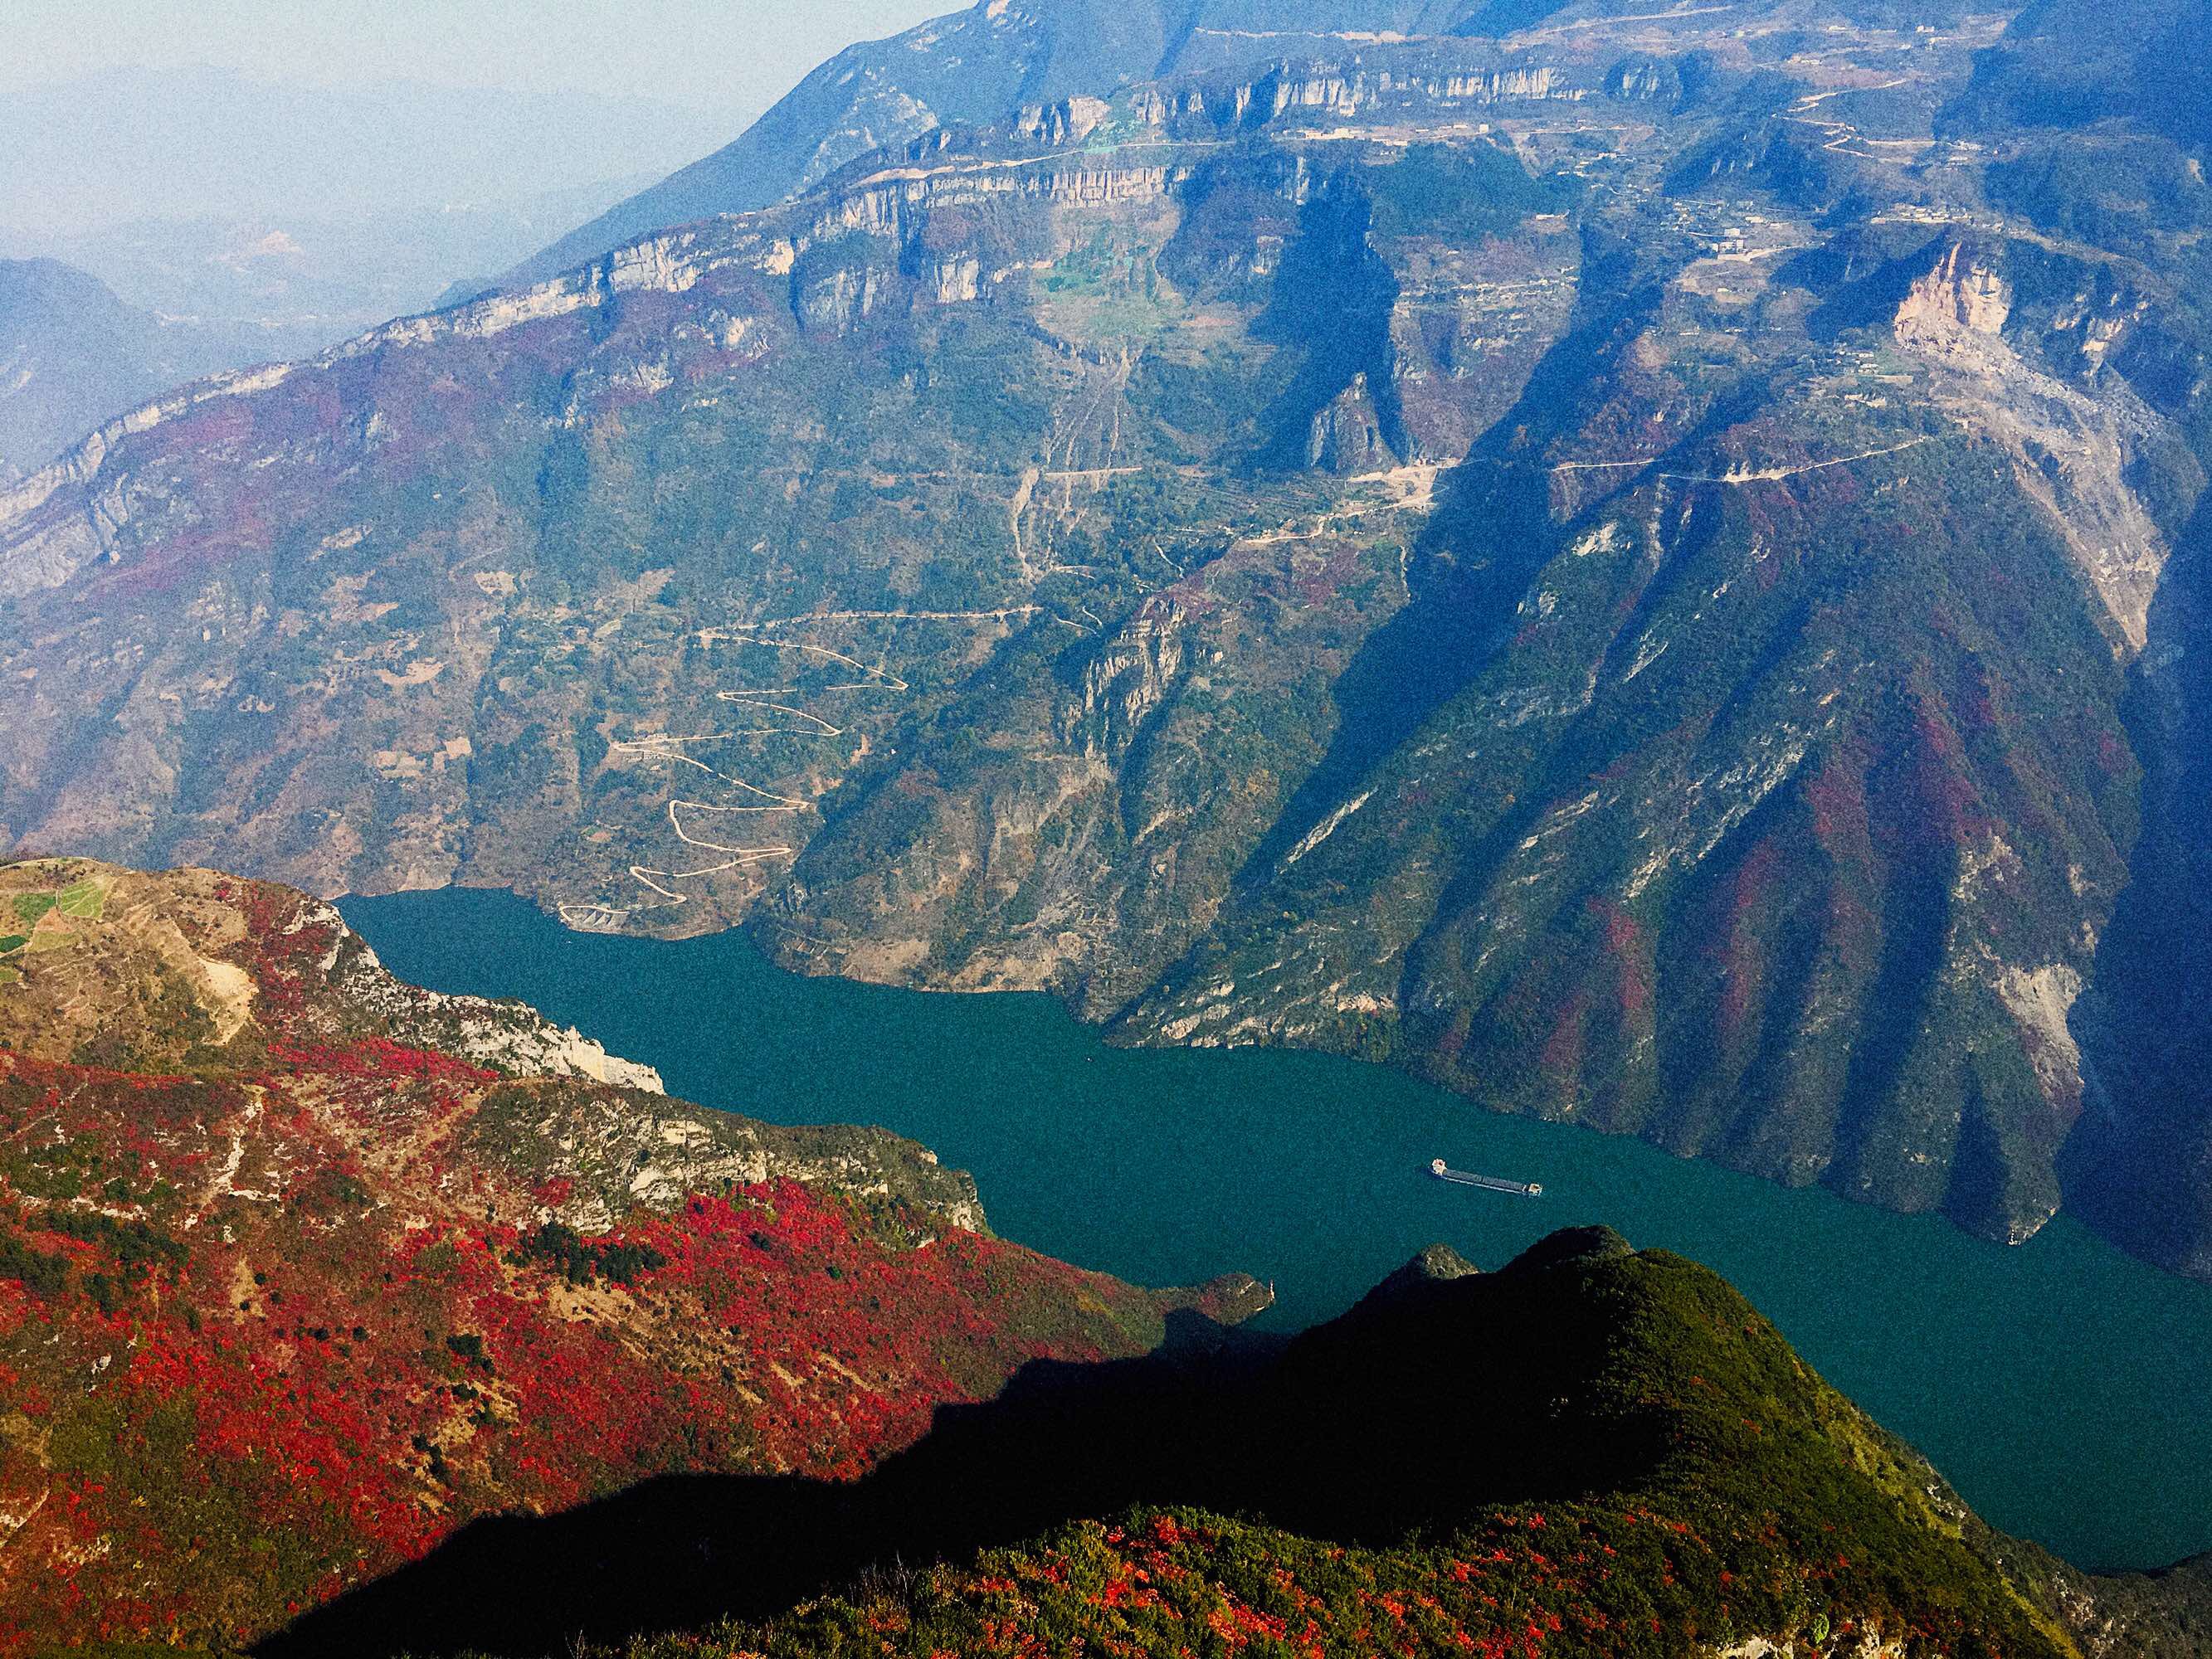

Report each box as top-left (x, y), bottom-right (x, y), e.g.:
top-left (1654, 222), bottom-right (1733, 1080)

top-left (343, 886), bottom-right (2212, 1573)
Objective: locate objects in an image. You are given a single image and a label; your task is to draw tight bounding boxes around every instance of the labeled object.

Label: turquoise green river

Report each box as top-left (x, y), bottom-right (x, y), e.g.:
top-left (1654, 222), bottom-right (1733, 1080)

top-left (342, 888), bottom-right (2212, 1574)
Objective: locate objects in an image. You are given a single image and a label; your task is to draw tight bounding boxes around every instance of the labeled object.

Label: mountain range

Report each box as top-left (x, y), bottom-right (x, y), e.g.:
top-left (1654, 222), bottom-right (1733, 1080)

top-left (2, 0), bottom-right (2211, 1287)
top-left (500, 0), bottom-right (1536, 287)
top-left (4, 174), bottom-right (662, 362)
top-left (0, 175), bottom-right (715, 484)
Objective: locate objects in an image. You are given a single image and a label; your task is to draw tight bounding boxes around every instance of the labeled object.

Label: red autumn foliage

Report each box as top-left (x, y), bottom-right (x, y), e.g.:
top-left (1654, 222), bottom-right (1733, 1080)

top-left (0, 1019), bottom-right (1158, 1654)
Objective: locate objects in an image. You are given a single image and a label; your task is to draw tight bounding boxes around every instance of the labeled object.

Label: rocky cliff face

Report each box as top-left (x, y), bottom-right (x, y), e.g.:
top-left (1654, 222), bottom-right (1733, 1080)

top-left (1, 0), bottom-right (2210, 1273)
top-left (0, 859), bottom-right (1221, 1652)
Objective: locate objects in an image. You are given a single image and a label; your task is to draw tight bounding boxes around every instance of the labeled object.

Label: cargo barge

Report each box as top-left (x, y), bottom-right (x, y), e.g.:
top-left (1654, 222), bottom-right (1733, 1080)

top-left (1429, 1158), bottom-right (1542, 1197)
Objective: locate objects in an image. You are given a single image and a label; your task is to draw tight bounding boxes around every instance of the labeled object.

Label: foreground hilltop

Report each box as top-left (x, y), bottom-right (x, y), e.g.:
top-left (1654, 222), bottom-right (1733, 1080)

top-left (0, 859), bottom-right (1250, 1652)
top-left (280, 1231), bottom-right (2212, 1659)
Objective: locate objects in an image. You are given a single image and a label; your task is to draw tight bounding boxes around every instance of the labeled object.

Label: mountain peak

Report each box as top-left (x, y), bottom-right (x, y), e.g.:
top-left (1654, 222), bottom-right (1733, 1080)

top-left (1499, 1224), bottom-right (1635, 1275)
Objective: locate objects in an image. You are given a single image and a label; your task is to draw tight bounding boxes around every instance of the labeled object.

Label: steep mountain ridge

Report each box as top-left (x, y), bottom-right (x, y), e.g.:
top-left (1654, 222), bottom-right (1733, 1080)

top-left (1935, 0), bottom-right (2212, 1286)
top-left (2, 0), bottom-right (2210, 1274)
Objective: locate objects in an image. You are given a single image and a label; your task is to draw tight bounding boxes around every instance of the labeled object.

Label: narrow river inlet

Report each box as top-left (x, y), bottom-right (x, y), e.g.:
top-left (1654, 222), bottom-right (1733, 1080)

top-left (343, 886), bottom-right (2212, 1574)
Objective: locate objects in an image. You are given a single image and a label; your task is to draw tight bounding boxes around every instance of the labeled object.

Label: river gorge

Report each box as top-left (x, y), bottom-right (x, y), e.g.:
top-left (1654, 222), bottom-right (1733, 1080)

top-left (344, 885), bottom-right (2212, 1575)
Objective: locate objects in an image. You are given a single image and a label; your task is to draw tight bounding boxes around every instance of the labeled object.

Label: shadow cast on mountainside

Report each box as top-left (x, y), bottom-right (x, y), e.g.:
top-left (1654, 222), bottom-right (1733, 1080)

top-left (258, 1242), bottom-right (1659, 1659)
top-left (256, 1311), bottom-right (1273, 1659)
top-left (2064, 484), bottom-right (2212, 1275)
top-left (1245, 185), bottom-right (1406, 472)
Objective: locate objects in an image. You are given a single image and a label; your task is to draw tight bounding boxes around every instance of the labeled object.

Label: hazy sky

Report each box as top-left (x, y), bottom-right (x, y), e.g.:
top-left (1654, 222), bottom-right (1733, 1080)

top-left (0, 0), bottom-right (954, 111)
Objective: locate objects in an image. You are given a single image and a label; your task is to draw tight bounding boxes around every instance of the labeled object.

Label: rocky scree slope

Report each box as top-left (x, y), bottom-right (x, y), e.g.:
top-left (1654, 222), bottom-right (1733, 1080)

top-left (0, 859), bottom-right (1244, 1653)
top-left (1, 0), bottom-right (2210, 1272)
top-left (287, 1230), bottom-right (2212, 1659)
